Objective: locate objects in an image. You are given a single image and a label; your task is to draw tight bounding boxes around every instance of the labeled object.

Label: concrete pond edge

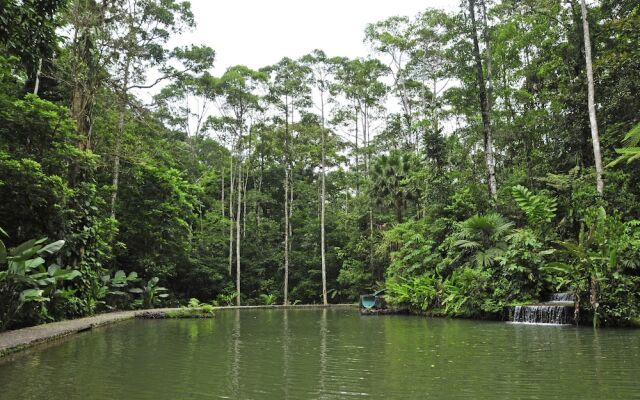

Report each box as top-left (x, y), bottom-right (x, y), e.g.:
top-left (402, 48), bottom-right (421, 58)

top-left (0, 304), bottom-right (357, 358)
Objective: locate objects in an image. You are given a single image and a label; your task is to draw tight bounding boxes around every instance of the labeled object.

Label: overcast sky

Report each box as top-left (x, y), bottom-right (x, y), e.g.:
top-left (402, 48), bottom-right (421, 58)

top-left (173, 0), bottom-right (460, 74)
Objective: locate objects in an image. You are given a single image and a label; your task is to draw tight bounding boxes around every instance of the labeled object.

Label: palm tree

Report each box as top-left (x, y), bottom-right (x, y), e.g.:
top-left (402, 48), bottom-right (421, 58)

top-left (455, 213), bottom-right (513, 268)
top-left (371, 151), bottom-right (414, 223)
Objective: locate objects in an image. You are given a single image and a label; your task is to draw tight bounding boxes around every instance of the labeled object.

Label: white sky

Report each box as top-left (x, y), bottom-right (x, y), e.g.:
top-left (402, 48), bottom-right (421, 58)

top-left (174, 0), bottom-right (460, 74)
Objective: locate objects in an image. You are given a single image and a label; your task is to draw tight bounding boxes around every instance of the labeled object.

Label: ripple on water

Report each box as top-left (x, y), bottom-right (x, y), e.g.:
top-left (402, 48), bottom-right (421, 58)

top-left (0, 310), bottom-right (639, 399)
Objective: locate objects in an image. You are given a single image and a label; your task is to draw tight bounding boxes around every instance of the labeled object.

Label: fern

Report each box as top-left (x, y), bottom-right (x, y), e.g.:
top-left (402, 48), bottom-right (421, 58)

top-left (511, 185), bottom-right (557, 225)
top-left (608, 122), bottom-right (640, 167)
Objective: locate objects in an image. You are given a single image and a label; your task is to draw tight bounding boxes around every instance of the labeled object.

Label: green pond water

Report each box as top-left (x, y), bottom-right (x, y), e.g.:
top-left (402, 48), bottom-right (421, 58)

top-left (1, 308), bottom-right (639, 399)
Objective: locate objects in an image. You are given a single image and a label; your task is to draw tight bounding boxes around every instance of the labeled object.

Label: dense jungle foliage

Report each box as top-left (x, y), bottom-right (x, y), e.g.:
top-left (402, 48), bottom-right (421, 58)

top-left (1, 0), bottom-right (639, 329)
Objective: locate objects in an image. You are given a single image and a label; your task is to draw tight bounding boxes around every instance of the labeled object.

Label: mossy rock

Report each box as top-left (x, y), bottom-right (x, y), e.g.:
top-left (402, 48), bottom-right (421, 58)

top-left (165, 309), bottom-right (215, 319)
top-left (136, 308), bottom-right (215, 319)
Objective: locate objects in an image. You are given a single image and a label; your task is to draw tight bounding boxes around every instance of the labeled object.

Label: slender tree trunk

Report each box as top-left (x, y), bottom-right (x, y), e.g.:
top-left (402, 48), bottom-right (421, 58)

top-left (243, 165), bottom-right (248, 238)
top-left (228, 156), bottom-right (234, 276)
top-left (257, 152), bottom-right (264, 226)
top-left (284, 165), bottom-right (290, 305)
top-left (236, 161), bottom-right (242, 306)
top-left (110, 79), bottom-right (127, 220)
top-left (110, 16), bottom-right (134, 219)
top-left (110, 104), bottom-right (123, 219)
top-left (289, 168), bottom-right (293, 247)
top-left (221, 167), bottom-right (225, 235)
top-left (468, 0), bottom-right (497, 200)
top-left (354, 103), bottom-right (360, 195)
top-left (283, 97), bottom-right (290, 305)
top-left (320, 91), bottom-right (327, 305)
top-left (481, 0), bottom-right (493, 110)
top-left (33, 58), bottom-right (42, 96)
top-left (432, 78), bottom-right (439, 136)
top-left (580, 0), bottom-right (604, 195)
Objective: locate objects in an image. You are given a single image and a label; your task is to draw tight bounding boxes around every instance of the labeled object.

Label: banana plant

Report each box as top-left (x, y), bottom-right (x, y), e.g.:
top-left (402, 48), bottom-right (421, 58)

top-left (542, 207), bottom-right (620, 327)
top-left (98, 270), bottom-right (140, 310)
top-left (129, 277), bottom-right (169, 309)
top-left (0, 235), bottom-right (80, 330)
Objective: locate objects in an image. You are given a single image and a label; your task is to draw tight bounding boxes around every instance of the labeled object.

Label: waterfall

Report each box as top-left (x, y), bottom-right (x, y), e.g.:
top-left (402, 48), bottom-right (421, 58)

top-left (511, 293), bottom-right (575, 325)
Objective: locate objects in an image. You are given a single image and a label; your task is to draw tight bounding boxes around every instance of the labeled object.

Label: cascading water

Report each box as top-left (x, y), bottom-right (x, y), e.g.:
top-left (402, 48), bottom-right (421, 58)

top-left (511, 293), bottom-right (575, 325)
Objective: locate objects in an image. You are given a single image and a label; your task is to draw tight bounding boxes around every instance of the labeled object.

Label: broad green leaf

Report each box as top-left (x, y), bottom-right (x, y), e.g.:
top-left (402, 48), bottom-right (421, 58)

top-left (61, 270), bottom-right (81, 281)
top-left (11, 239), bottom-right (37, 257)
top-left (48, 264), bottom-right (61, 275)
top-left (38, 240), bottom-right (65, 255)
top-left (541, 262), bottom-right (572, 274)
top-left (25, 257), bottom-right (45, 270)
top-left (20, 288), bottom-right (48, 302)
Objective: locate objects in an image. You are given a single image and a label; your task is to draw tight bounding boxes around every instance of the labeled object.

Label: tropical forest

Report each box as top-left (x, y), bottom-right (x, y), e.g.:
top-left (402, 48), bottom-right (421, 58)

top-left (2, 0), bottom-right (640, 329)
top-left (2, 0), bottom-right (640, 398)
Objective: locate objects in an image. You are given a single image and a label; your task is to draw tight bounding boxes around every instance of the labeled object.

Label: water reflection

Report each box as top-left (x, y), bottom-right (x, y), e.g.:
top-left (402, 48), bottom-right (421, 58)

top-left (319, 308), bottom-right (327, 399)
top-left (0, 310), bottom-right (639, 400)
top-left (231, 309), bottom-right (241, 397)
top-left (282, 308), bottom-right (290, 400)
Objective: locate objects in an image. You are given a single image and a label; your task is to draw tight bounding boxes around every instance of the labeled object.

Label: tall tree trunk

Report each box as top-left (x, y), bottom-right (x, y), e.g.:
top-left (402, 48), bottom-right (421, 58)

top-left (243, 165), bottom-right (248, 238)
top-left (481, 0), bottom-right (494, 110)
top-left (110, 68), bottom-right (127, 220)
top-left (236, 161), bottom-right (242, 306)
top-left (33, 58), bottom-right (42, 96)
top-left (432, 78), bottom-right (439, 139)
top-left (221, 166), bottom-right (225, 235)
top-left (110, 101), bottom-right (123, 219)
top-left (257, 151), bottom-right (264, 226)
top-left (468, 0), bottom-right (497, 200)
top-left (283, 97), bottom-right (290, 305)
top-left (228, 156), bottom-right (234, 276)
top-left (580, 0), bottom-right (604, 195)
top-left (320, 91), bottom-right (327, 305)
top-left (354, 102), bottom-right (360, 195)
top-left (289, 168), bottom-right (293, 250)
top-left (284, 164), bottom-right (290, 305)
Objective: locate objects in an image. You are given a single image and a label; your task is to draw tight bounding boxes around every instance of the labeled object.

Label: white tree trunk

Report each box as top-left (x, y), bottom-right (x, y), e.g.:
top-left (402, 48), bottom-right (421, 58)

top-left (320, 92), bottom-right (328, 305)
top-left (228, 156), bottom-right (234, 276)
top-left (236, 162), bottom-right (242, 306)
top-left (580, 0), bottom-right (604, 195)
top-left (284, 164), bottom-right (289, 305)
top-left (283, 97), bottom-right (290, 305)
top-left (33, 58), bottom-right (42, 96)
top-left (221, 167), bottom-right (225, 235)
top-left (469, 0), bottom-right (497, 200)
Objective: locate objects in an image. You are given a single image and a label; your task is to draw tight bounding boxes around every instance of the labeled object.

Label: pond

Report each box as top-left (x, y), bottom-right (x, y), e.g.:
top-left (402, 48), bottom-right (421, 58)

top-left (0, 308), bottom-right (639, 399)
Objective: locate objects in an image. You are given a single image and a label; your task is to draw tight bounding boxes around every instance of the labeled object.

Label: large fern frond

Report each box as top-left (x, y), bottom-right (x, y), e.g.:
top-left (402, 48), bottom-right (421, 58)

top-left (608, 122), bottom-right (640, 167)
top-left (511, 185), bottom-right (557, 225)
